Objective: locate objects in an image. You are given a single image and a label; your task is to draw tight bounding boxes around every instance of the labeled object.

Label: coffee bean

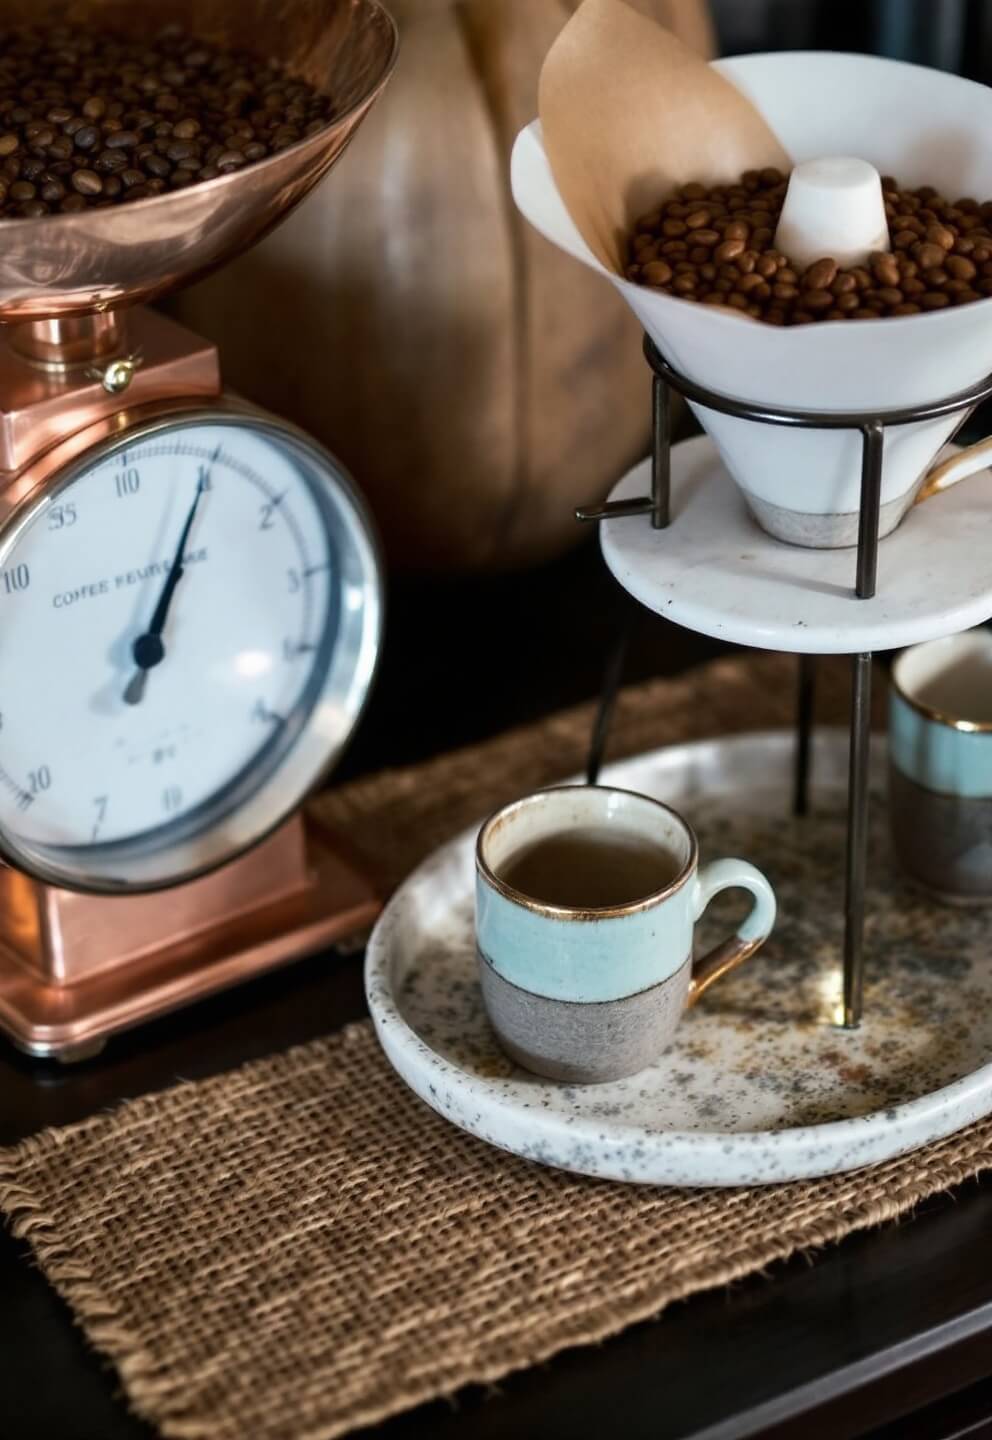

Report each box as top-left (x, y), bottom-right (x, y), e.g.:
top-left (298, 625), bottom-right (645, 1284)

top-left (96, 149), bottom-right (128, 173)
top-left (71, 168), bottom-right (102, 195)
top-left (641, 260), bottom-right (673, 286)
top-left (0, 135), bottom-right (18, 156)
top-left (946, 255), bottom-right (977, 281)
top-left (106, 130), bottom-right (140, 149)
top-left (872, 257), bottom-right (901, 288)
top-left (926, 223), bottom-right (955, 251)
top-left (803, 257), bottom-right (837, 290)
top-left (73, 125), bottom-right (100, 151)
top-left (715, 238), bottom-right (745, 262)
top-left (921, 291), bottom-right (950, 309)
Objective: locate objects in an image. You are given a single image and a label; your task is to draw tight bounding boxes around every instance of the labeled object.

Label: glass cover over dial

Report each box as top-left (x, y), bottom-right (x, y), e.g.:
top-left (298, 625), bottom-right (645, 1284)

top-left (0, 410), bottom-right (381, 892)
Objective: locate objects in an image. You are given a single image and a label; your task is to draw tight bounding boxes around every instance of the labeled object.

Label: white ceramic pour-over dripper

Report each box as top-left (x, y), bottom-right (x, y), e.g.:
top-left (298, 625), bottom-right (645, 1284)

top-left (512, 52), bottom-right (992, 548)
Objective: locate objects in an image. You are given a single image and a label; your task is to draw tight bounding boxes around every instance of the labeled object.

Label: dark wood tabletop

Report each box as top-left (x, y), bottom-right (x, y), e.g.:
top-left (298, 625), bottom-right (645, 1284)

top-left (3, 541), bottom-right (992, 1440)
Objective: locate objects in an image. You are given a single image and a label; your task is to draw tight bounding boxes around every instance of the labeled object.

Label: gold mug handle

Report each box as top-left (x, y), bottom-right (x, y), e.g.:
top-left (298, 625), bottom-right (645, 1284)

top-left (915, 437), bottom-right (992, 505)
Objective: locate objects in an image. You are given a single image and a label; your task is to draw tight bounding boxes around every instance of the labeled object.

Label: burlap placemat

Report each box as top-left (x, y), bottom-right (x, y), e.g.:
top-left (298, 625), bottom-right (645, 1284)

top-left (4, 653), bottom-right (987, 1440)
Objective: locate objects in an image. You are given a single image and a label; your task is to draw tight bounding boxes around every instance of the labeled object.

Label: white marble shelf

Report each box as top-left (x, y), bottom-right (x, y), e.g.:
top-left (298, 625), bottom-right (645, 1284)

top-left (599, 436), bottom-right (992, 655)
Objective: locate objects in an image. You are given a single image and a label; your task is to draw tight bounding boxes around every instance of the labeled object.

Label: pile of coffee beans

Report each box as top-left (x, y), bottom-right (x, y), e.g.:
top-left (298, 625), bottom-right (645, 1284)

top-left (0, 23), bottom-right (336, 219)
top-left (626, 168), bottom-right (992, 323)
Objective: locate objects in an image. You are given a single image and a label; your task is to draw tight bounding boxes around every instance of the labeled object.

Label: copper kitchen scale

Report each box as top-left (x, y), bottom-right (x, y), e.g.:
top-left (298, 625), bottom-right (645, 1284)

top-left (0, 0), bottom-right (398, 1060)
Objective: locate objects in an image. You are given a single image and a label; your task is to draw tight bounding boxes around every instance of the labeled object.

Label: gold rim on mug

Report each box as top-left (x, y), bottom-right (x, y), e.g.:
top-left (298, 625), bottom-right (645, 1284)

top-left (475, 784), bottom-right (699, 921)
top-left (891, 643), bottom-right (992, 735)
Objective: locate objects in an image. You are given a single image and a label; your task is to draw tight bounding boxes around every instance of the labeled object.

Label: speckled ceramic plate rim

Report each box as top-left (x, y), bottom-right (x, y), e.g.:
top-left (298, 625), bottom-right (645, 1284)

top-left (365, 730), bottom-right (992, 1186)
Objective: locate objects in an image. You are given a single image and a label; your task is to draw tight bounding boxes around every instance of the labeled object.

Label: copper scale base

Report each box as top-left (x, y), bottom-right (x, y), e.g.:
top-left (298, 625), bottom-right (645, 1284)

top-left (0, 814), bottom-right (381, 1061)
top-left (0, 309), bottom-right (382, 1061)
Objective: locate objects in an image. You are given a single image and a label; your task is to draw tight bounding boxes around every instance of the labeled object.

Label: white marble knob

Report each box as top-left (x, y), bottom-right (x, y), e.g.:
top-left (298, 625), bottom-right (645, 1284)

top-left (774, 156), bottom-right (890, 271)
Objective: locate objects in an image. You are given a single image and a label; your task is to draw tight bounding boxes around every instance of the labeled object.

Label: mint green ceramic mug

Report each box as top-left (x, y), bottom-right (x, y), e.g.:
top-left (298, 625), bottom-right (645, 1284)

top-left (475, 785), bottom-right (777, 1084)
top-left (890, 629), bottom-right (992, 902)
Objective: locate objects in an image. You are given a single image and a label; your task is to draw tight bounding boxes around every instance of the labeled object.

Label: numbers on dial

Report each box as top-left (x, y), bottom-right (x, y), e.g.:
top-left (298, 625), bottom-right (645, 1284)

top-left (2, 563), bottom-right (29, 595)
top-left (162, 785), bottom-right (183, 814)
top-left (28, 766), bottom-right (51, 794)
top-left (91, 794), bottom-right (108, 842)
top-left (259, 491), bottom-right (286, 531)
top-left (48, 503), bottom-right (77, 531)
top-left (115, 468), bottom-right (140, 499)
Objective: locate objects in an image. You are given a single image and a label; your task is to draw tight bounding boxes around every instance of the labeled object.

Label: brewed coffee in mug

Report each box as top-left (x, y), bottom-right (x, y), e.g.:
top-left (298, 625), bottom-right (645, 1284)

top-left (475, 784), bottom-right (777, 1084)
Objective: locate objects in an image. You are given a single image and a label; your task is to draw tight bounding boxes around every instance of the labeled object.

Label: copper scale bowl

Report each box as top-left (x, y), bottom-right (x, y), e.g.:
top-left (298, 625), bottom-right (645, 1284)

top-left (0, 0), bottom-right (398, 323)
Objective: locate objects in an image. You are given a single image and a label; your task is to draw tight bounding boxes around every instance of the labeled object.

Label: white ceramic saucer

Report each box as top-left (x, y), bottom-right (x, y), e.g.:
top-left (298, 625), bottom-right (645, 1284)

top-left (599, 436), bottom-right (992, 654)
top-left (366, 730), bottom-right (992, 1187)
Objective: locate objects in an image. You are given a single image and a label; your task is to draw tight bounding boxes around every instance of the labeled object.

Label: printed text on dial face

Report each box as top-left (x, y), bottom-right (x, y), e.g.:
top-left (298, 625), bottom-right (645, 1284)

top-left (0, 423), bottom-right (332, 847)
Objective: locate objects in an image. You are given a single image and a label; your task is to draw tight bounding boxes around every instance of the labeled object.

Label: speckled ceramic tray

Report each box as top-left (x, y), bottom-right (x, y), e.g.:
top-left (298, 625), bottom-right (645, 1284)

top-left (366, 730), bottom-right (992, 1186)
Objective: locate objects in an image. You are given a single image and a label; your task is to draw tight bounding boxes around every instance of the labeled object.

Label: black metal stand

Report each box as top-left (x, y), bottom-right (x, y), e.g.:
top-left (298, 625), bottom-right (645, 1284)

top-left (580, 337), bottom-right (992, 1029)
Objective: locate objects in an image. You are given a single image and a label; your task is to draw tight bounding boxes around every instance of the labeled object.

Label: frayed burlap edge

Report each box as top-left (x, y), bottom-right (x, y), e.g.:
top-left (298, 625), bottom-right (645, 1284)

top-left (2, 1023), bottom-right (992, 1440)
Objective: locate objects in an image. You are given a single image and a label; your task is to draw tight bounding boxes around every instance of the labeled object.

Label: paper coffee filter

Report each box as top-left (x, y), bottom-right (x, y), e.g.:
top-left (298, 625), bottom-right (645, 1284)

top-left (515, 41), bottom-right (992, 425)
top-left (537, 0), bottom-right (789, 272)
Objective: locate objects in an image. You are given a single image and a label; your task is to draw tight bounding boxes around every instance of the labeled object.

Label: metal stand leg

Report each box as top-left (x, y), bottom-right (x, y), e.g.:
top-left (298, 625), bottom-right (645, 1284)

top-left (652, 373), bottom-right (671, 529)
top-left (844, 652), bottom-right (873, 1028)
top-left (840, 425), bottom-right (884, 1027)
top-left (856, 421), bottom-right (884, 600)
top-left (586, 610), bottom-right (634, 786)
top-left (793, 653), bottom-right (816, 818)
top-left (575, 369), bottom-right (673, 526)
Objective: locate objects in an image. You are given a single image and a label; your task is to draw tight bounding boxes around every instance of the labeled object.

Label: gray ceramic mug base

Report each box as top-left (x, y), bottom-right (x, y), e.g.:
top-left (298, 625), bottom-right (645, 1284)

top-left (889, 763), bottom-right (992, 903)
top-left (741, 487), bottom-right (913, 549)
top-left (478, 948), bottom-right (691, 1085)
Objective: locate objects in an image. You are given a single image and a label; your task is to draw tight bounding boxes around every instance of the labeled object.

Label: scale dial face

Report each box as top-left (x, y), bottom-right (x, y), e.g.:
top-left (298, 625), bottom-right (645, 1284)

top-left (0, 409), bottom-right (381, 892)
